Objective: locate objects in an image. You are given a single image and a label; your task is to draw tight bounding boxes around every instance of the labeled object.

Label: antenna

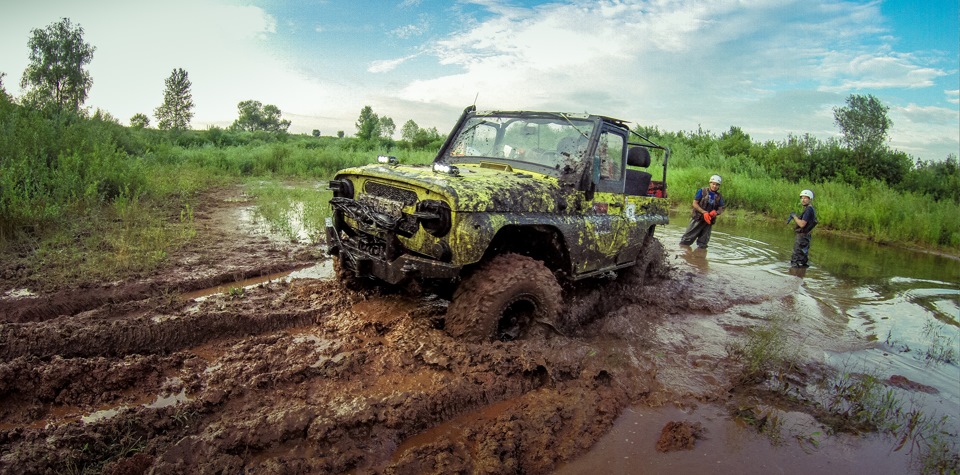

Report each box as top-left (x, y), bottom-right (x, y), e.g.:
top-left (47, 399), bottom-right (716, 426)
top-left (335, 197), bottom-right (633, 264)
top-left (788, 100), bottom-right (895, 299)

top-left (473, 92), bottom-right (479, 107)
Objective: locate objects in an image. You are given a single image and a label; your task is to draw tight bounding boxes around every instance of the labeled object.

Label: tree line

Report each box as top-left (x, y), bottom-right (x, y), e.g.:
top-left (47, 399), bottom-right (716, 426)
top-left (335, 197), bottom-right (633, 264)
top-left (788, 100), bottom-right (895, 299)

top-left (636, 94), bottom-right (959, 205)
top-left (6, 17), bottom-right (445, 145)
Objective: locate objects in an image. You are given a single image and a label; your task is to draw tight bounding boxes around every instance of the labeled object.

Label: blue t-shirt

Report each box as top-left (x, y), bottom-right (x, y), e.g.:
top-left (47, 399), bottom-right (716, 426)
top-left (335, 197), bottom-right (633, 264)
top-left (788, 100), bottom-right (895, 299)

top-left (694, 188), bottom-right (724, 210)
top-left (797, 205), bottom-right (817, 233)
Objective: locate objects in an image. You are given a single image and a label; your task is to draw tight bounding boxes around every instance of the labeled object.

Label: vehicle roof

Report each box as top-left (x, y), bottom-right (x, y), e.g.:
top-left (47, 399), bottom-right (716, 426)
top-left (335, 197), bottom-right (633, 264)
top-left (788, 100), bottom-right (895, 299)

top-left (473, 109), bottom-right (631, 129)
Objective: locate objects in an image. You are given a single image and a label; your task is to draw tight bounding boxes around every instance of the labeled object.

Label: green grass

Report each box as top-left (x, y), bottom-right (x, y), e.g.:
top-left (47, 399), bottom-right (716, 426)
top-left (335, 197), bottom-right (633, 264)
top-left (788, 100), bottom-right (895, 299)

top-left (730, 319), bottom-right (959, 473)
top-left (725, 316), bottom-right (803, 390)
top-left (668, 167), bottom-right (960, 250)
top-left (246, 180), bottom-right (333, 244)
top-left (2, 104), bottom-right (958, 290)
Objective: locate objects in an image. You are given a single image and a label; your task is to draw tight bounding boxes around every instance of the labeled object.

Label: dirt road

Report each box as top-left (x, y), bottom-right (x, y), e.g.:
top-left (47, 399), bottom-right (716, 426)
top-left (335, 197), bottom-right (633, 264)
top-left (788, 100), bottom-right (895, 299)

top-left (0, 188), bottom-right (936, 474)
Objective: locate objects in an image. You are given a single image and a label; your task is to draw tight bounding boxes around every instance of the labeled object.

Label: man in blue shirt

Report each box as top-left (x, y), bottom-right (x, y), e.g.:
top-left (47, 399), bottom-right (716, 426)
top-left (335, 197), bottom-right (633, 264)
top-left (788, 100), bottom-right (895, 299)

top-left (788, 189), bottom-right (817, 268)
top-left (679, 175), bottom-right (725, 249)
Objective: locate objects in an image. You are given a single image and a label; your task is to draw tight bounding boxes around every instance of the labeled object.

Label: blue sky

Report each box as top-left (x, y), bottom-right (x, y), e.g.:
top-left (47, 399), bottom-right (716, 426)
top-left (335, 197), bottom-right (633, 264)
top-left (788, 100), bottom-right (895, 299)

top-left (2, 0), bottom-right (957, 161)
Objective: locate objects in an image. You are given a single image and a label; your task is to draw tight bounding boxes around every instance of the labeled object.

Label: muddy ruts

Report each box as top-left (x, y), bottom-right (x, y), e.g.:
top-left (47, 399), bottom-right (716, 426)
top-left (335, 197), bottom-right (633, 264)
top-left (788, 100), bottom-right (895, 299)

top-left (0, 309), bottom-right (317, 360)
top-left (0, 283), bottom-right (155, 324)
top-left (0, 325), bottom-right (650, 474)
top-left (0, 263), bottom-right (310, 324)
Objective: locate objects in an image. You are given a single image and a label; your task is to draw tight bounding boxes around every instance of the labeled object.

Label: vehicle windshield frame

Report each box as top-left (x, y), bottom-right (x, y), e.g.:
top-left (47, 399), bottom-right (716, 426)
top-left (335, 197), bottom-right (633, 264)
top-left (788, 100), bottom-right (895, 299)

top-left (441, 111), bottom-right (600, 178)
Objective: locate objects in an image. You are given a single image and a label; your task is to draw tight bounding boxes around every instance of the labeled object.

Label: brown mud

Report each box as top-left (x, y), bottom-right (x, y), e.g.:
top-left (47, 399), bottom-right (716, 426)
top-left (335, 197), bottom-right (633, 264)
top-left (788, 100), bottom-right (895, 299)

top-left (0, 188), bottom-right (938, 474)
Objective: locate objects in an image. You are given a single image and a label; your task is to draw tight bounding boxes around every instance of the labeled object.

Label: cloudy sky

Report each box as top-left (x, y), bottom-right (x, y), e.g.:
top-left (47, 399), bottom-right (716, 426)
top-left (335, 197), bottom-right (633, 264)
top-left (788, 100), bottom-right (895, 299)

top-left (2, 0), bottom-right (957, 161)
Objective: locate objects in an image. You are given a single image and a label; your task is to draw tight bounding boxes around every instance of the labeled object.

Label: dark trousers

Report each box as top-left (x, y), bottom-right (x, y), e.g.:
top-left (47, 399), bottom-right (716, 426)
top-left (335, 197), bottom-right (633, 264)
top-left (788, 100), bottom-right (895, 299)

top-left (679, 218), bottom-right (713, 248)
top-left (791, 233), bottom-right (811, 267)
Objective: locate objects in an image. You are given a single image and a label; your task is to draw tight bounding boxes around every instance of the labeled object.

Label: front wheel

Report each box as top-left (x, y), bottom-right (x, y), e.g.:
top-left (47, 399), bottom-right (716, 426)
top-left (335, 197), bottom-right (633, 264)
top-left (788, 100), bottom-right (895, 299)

top-left (620, 237), bottom-right (666, 287)
top-left (445, 254), bottom-right (562, 343)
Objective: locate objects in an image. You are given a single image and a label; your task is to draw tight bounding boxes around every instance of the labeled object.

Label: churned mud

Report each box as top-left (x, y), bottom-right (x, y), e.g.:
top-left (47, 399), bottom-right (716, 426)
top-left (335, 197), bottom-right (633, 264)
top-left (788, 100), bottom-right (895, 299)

top-left (0, 187), bottom-right (945, 474)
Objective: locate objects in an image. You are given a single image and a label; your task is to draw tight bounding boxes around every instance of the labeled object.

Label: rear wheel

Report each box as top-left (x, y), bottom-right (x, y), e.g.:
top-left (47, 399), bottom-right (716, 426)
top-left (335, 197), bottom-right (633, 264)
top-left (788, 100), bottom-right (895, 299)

top-left (445, 253), bottom-right (562, 343)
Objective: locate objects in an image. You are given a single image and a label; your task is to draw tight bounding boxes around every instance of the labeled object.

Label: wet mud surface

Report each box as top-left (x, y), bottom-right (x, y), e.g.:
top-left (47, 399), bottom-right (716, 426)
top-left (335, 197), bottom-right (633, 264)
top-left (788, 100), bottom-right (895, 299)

top-left (0, 189), bottom-right (950, 474)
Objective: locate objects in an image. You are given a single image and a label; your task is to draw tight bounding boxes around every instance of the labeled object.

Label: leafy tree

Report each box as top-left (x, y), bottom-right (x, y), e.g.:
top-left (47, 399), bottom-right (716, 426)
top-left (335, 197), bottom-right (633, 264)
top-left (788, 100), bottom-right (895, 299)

top-left (719, 126), bottom-right (751, 157)
top-left (312, 129), bottom-right (321, 137)
top-left (834, 94), bottom-right (891, 153)
top-left (19, 18), bottom-right (95, 114)
top-left (337, 130), bottom-right (344, 139)
top-left (230, 100), bottom-right (291, 133)
top-left (130, 113), bottom-right (149, 129)
top-left (412, 127), bottom-right (442, 149)
top-left (355, 105), bottom-right (380, 141)
top-left (379, 116), bottom-right (396, 138)
top-left (154, 68), bottom-right (194, 130)
top-left (833, 94), bottom-right (910, 183)
top-left (401, 119), bottom-right (420, 142)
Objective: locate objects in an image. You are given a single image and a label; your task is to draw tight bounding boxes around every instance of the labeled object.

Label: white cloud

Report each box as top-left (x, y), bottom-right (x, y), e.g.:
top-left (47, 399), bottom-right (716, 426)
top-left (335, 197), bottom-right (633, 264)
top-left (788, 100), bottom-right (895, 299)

top-left (1, 0), bottom-right (357, 129)
top-left (369, 55), bottom-right (419, 73)
top-left (3, 0), bottom-right (955, 160)
top-left (371, 0), bottom-right (956, 160)
top-left (818, 52), bottom-right (947, 91)
top-left (947, 89), bottom-right (960, 105)
top-left (390, 14), bottom-right (430, 39)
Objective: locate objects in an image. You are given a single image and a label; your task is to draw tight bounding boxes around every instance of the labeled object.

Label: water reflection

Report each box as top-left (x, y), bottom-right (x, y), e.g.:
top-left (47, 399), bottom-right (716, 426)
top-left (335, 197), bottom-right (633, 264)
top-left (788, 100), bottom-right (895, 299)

top-left (658, 211), bottom-right (959, 405)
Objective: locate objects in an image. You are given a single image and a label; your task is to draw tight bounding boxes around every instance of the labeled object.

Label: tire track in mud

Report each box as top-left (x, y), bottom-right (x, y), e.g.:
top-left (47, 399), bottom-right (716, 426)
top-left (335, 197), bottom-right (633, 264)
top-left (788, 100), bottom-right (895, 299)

top-left (0, 262), bottom-right (312, 324)
top-left (0, 306), bottom-right (318, 360)
top-left (0, 273), bottom-right (665, 474)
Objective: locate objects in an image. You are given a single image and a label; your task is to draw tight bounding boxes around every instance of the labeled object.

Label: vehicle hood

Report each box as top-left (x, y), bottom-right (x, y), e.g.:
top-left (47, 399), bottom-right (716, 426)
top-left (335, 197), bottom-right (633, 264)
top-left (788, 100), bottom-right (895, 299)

top-left (337, 163), bottom-right (574, 213)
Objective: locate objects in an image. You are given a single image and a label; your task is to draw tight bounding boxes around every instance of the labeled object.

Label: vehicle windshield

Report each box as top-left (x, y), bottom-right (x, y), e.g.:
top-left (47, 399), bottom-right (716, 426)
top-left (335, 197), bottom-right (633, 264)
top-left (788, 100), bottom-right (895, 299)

top-left (443, 114), bottom-right (596, 175)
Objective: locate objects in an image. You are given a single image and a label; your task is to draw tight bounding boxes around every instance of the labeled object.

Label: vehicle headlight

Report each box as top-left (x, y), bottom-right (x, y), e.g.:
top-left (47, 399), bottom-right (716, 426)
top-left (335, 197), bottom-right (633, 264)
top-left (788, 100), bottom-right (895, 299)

top-left (328, 178), bottom-right (355, 199)
top-left (432, 163), bottom-right (460, 176)
top-left (414, 200), bottom-right (452, 237)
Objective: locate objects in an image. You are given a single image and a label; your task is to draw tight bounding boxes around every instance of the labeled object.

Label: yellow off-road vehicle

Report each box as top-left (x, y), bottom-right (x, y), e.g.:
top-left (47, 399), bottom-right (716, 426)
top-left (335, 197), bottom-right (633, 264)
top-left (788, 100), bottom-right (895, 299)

top-left (326, 106), bottom-right (669, 342)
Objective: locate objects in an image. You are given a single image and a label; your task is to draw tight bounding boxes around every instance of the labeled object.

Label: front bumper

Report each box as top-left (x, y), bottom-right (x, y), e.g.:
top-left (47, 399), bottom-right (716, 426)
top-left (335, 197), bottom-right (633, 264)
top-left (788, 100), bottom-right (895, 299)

top-left (325, 221), bottom-right (461, 285)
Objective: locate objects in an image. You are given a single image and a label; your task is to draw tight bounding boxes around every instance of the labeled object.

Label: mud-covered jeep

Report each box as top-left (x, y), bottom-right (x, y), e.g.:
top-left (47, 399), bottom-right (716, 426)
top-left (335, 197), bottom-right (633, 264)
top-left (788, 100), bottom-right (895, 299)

top-left (326, 105), bottom-right (669, 341)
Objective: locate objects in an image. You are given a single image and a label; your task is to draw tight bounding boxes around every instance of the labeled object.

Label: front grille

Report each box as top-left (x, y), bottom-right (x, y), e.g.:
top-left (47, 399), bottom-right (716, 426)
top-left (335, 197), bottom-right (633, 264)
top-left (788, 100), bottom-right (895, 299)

top-left (365, 181), bottom-right (418, 206)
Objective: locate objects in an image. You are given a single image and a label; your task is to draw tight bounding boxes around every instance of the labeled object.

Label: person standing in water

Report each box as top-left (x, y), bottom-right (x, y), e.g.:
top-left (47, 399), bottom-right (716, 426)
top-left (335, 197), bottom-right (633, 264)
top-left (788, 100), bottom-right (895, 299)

top-left (679, 175), bottom-right (725, 249)
top-left (788, 189), bottom-right (817, 268)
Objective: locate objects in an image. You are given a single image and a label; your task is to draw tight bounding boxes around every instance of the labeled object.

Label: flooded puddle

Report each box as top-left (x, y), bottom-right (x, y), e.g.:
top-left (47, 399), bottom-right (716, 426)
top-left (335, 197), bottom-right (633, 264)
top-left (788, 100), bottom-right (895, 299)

top-left (556, 403), bottom-right (913, 475)
top-left (561, 214), bottom-right (959, 472)
top-left (183, 260), bottom-right (333, 301)
top-left (81, 388), bottom-right (191, 424)
top-left (2, 288), bottom-right (35, 300)
top-left (179, 201), bottom-right (333, 301)
top-left (239, 200), bottom-right (321, 245)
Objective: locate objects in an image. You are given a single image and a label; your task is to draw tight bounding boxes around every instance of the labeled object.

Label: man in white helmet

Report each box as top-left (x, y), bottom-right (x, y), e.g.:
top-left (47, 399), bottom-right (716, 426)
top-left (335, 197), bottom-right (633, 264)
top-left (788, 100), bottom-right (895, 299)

top-left (788, 189), bottom-right (818, 268)
top-left (679, 174), bottom-right (725, 249)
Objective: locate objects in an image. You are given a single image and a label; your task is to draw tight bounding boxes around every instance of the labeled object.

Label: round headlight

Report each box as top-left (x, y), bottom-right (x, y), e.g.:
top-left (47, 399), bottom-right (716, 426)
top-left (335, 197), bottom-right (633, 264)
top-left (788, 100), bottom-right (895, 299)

top-left (415, 200), bottom-right (452, 237)
top-left (328, 178), bottom-right (355, 199)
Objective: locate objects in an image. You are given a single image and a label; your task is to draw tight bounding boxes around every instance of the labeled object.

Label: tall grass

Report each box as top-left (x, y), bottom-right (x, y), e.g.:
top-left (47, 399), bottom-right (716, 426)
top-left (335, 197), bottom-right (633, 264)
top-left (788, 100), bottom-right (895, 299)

top-left (668, 149), bottom-right (960, 249)
top-left (245, 181), bottom-right (333, 244)
top-left (0, 93), bottom-right (441, 287)
top-left (2, 91), bottom-right (958, 290)
top-left (149, 142), bottom-right (435, 179)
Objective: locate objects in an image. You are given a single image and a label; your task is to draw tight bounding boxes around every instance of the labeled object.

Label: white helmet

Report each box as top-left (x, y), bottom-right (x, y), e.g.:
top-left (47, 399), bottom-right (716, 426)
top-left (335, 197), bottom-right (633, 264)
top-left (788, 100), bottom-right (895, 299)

top-left (710, 175), bottom-right (722, 184)
top-left (800, 189), bottom-right (814, 199)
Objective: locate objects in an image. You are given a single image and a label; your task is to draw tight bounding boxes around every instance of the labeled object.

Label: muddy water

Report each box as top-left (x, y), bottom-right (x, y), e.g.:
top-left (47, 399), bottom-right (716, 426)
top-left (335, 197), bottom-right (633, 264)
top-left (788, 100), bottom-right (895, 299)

top-left (671, 215), bottom-right (959, 399)
top-left (560, 213), bottom-right (959, 474)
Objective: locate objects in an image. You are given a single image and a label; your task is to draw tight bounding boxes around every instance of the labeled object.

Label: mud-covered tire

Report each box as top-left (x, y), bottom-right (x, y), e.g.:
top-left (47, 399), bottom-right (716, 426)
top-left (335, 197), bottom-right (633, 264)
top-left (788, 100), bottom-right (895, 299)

top-left (333, 257), bottom-right (369, 292)
top-left (621, 238), bottom-right (667, 287)
top-left (445, 253), bottom-right (562, 343)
